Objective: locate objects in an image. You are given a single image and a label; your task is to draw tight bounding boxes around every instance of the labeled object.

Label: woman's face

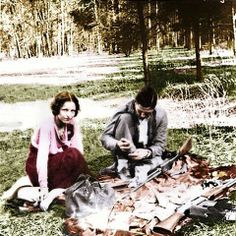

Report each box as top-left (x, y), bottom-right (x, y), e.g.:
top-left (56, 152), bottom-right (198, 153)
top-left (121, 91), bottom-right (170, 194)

top-left (57, 101), bottom-right (76, 124)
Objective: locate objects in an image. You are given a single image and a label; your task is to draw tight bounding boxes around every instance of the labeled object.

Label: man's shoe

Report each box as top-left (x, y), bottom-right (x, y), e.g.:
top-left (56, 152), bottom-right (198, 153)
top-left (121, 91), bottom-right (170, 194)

top-left (99, 163), bottom-right (117, 176)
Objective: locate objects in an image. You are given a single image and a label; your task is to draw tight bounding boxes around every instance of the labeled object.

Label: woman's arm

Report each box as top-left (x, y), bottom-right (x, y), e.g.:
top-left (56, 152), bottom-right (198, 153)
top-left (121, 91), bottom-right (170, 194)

top-left (36, 123), bottom-right (51, 189)
top-left (70, 122), bottom-right (84, 154)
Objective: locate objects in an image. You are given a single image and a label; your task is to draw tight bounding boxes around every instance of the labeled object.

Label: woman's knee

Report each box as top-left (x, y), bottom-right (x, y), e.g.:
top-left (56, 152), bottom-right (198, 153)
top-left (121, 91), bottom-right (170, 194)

top-left (65, 147), bottom-right (83, 158)
top-left (63, 147), bottom-right (88, 171)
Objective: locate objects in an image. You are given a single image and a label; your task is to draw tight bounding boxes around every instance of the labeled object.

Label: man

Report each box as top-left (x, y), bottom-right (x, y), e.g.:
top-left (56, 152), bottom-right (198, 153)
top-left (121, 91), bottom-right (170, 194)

top-left (100, 86), bottom-right (168, 187)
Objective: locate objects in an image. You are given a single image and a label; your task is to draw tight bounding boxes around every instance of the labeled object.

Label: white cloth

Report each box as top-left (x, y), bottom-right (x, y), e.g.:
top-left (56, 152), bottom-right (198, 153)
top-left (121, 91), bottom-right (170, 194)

top-left (138, 119), bottom-right (148, 146)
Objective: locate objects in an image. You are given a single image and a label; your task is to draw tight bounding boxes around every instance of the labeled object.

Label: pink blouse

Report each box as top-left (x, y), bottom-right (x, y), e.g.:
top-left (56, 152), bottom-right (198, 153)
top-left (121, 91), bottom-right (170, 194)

top-left (31, 116), bottom-right (84, 188)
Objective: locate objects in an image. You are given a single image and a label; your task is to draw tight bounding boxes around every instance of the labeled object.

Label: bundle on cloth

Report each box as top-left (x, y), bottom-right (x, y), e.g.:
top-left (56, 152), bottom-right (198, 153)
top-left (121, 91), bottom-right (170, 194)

top-left (26, 145), bottom-right (90, 190)
top-left (65, 174), bottom-right (116, 219)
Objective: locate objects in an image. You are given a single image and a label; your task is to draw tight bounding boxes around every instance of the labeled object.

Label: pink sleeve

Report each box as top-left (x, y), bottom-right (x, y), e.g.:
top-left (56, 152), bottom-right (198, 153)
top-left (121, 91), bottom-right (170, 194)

top-left (71, 122), bottom-right (84, 154)
top-left (36, 122), bottom-right (51, 188)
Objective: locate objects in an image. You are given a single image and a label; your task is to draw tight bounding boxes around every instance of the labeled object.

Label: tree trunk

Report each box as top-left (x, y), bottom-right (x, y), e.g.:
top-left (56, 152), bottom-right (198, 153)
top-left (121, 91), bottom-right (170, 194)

top-left (0, 0), bottom-right (2, 55)
top-left (232, 2), bottom-right (236, 55)
top-left (209, 18), bottom-right (213, 55)
top-left (148, 1), bottom-right (152, 48)
top-left (94, 0), bottom-right (102, 54)
top-left (184, 26), bottom-right (192, 50)
top-left (69, 25), bottom-right (73, 55)
top-left (155, 1), bottom-right (160, 51)
top-left (193, 20), bottom-right (202, 81)
top-left (57, 21), bottom-right (62, 55)
top-left (14, 32), bottom-right (21, 58)
top-left (172, 31), bottom-right (178, 47)
top-left (46, 25), bottom-right (51, 56)
top-left (137, 1), bottom-right (150, 84)
top-left (61, 1), bottom-right (65, 55)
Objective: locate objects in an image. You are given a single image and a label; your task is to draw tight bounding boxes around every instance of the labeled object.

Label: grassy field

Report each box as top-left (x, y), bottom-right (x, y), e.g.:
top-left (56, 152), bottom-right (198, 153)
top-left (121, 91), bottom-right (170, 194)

top-left (1, 48), bottom-right (236, 235)
top-left (1, 126), bottom-right (236, 236)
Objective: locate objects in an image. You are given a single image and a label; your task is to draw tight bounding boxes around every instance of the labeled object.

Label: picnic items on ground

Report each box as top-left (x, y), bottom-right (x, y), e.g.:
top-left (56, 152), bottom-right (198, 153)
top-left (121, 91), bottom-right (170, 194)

top-left (3, 137), bottom-right (236, 235)
top-left (123, 136), bottom-right (192, 197)
top-left (154, 178), bottom-right (236, 234)
top-left (64, 138), bottom-right (236, 235)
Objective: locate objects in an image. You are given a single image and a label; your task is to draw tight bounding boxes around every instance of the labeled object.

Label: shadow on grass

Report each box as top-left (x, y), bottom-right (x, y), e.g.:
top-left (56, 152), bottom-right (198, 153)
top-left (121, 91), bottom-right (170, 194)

top-left (149, 63), bottom-right (236, 99)
top-left (87, 154), bottom-right (114, 177)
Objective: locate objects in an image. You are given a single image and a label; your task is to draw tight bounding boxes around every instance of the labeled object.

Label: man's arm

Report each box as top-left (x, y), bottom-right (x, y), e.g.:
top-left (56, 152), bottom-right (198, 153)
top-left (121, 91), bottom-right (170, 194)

top-left (148, 107), bottom-right (168, 157)
top-left (100, 112), bottom-right (122, 152)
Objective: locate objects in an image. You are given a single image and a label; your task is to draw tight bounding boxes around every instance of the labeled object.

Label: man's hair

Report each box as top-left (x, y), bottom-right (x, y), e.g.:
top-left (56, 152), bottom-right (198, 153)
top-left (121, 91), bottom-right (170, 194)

top-left (135, 86), bottom-right (157, 109)
top-left (51, 91), bottom-right (80, 116)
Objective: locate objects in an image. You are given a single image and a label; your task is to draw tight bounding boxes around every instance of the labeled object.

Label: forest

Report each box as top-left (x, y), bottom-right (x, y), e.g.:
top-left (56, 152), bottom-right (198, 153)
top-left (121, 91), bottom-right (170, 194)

top-left (1, 0), bottom-right (236, 236)
top-left (1, 0), bottom-right (235, 81)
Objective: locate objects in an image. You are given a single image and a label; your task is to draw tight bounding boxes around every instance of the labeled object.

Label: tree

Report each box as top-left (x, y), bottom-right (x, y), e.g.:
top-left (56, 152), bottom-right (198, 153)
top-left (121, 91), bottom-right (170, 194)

top-left (0, 0), bottom-right (234, 67)
top-left (158, 0), bottom-right (230, 81)
top-left (136, 1), bottom-right (150, 83)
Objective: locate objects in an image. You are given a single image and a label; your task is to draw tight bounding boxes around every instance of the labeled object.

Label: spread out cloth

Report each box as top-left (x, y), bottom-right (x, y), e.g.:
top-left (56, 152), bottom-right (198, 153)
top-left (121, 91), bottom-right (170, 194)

top-left (64, 154), bottom-right (236, 235)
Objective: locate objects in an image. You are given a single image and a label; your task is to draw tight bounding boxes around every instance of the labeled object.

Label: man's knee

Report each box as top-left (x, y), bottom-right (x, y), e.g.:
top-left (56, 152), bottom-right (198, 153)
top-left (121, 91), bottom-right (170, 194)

top-left (117, 159), bottom-right (129, 172)
top-left (115, 113), bottom-right (135, 140)
top-left (150, 156), bottom-right (164, 169)
top-left (117, 113), bottom-right (133, 127)
top-left (117, 159), bottom-right (131, 180)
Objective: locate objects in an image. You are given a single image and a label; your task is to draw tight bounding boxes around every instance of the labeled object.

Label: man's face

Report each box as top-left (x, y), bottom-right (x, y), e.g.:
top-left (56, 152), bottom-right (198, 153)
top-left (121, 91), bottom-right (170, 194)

top-left (135, 103), bottom-right (154, 119)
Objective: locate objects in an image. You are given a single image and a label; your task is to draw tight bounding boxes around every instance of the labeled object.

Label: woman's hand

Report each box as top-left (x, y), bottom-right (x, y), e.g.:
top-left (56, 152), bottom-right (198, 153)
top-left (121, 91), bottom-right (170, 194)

top-left (128, 148), bottom-right (152, 160)
top-left (39, 187), bottom-right (49, 202)
top-left (39, 187), bottom-right (49, 211)
top-left (40, 188), bottom-right (65, 212)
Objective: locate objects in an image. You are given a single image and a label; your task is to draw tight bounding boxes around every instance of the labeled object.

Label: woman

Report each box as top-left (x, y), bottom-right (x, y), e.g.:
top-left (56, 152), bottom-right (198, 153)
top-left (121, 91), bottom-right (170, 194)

top-left (2, 91), bottom-right (90, 209)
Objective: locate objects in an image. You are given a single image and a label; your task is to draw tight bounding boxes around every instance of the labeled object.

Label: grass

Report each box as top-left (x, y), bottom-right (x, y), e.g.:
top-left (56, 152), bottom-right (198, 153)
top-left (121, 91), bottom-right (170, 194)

top-left (178, 219), bottom-right (236, 236)
top-left (1, 48), bottom-right (236, 235)
top-left (1, 65), bottom-right (235, 103)
top-left (1, 48), bottom-right (236, 104)
top-left (168, 126), bottom-right (236, 167)
top-left (0, 78), bottom-right (143, 103)
top-left (0, 211), bottom-right (65, 236)
top-left (1, 125), bottom-right (236, 235)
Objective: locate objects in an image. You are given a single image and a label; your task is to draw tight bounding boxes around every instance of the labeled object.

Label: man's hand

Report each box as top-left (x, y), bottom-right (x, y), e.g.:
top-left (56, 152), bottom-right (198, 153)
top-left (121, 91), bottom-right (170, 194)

top-left (117, 138), bottom-right (132, 152)
top-left (128, 148), bottom-right (152, 160)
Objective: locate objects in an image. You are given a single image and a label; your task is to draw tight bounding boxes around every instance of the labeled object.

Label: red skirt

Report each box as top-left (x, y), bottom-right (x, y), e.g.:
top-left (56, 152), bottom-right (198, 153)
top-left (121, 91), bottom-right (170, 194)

top-left (25, 145), bottom-right (90, 190)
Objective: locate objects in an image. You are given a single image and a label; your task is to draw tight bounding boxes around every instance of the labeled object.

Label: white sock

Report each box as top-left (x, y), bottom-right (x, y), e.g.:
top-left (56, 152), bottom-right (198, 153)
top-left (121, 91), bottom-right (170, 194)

top-left (1, 176), bottom-right (32, 201)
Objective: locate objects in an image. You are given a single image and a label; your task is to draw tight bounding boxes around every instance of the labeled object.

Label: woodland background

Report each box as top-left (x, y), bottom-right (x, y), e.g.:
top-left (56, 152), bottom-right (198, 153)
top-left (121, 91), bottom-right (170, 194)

top-left (1, 0), bottom-right (236, 236)
top-left (1, 0), bottom-right (236, 81)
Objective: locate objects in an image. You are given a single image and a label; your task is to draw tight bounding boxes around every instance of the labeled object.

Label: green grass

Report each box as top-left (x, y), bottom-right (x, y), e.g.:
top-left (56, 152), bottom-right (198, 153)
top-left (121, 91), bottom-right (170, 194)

top-left (1, 125), bottom-right (236, 235)
top-left (168, 126), bottom-right (236, 167)
top-left (0, 78), bottom-right (143, 103)
top-left (177, 219), bottom-right (236, 236)
top-left (0, 211), bottom-right (65, 236)
top-left (1, 65), bottom-right (235, 103)
top-left (1, 48), bottom-right (236, 104)
top-left (151, 64), bottom-right (236, 98)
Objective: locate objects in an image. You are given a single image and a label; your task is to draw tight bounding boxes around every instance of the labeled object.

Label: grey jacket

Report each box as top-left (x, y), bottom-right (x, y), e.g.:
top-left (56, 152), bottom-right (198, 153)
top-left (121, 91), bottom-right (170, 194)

top-left (100, 99), bottom-right (168, 157)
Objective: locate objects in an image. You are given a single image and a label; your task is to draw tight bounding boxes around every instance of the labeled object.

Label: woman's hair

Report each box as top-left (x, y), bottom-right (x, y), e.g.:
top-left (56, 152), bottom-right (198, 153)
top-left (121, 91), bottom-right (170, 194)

top-left (135, 86), bottom-right (157, 109)
top-left (51, 91), bottom-right (80, 116)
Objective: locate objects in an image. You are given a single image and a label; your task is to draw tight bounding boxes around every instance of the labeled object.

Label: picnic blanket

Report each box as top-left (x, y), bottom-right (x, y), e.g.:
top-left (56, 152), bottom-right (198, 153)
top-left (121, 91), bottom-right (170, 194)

top-left (64, 154), bottom-right (236, 235)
